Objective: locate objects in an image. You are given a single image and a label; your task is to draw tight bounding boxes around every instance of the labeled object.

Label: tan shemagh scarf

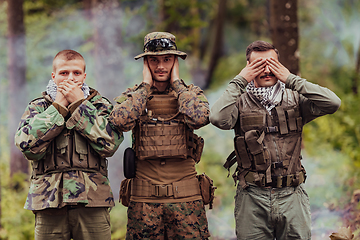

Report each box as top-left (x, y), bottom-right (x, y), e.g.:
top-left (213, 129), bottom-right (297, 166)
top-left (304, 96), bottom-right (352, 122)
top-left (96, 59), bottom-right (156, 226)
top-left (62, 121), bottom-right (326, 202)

top-left (46, 79), bottom-right (90, 101)
top-left (246, 80), bottom-right (285, 114)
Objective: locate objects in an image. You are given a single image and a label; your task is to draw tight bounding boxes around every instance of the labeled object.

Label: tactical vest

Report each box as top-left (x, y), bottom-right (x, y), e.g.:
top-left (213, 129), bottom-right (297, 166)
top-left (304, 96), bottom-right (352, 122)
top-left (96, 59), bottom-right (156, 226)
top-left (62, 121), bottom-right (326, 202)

top-left (133, 91), bottom-right (203, 162)
top-left (225, 90), bottom-right (306, 189)
top-left (31, 128), bottom-right (108, 177)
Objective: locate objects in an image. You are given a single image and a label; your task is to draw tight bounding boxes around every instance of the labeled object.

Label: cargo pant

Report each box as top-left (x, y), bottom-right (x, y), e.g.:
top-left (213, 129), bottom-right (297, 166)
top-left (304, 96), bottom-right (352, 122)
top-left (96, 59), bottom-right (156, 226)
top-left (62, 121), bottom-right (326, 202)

top-left (126, 200), bottom-right (210, 239)
top-left (234, 183), bottom-right (311, 240)
top-left (34, 206), bottom-right (111, 240)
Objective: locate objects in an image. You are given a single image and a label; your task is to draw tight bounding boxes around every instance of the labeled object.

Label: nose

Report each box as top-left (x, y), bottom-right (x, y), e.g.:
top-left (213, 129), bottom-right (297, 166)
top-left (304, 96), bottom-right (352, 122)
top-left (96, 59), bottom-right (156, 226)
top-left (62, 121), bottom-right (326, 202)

top-left (264, 64), bottom-right (270, 74)
top-left (68, 72), bottom-right (75, 80)
top-left (157, 61), bottom-right (164, 70)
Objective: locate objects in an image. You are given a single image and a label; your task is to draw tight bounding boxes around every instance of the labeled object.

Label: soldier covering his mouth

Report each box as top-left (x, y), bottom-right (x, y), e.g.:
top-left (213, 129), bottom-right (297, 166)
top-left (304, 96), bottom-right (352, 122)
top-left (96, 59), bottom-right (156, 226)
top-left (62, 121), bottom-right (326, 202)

top-left (15, 49), bottom-right (123, 240)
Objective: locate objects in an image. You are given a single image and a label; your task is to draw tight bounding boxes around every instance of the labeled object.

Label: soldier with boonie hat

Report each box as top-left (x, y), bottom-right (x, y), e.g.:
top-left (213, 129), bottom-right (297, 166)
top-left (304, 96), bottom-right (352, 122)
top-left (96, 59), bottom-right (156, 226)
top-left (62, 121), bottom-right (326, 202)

top-left (110, 32), bottom-right (213, 239)
top-left (134, 32), bottom-right (187, 60)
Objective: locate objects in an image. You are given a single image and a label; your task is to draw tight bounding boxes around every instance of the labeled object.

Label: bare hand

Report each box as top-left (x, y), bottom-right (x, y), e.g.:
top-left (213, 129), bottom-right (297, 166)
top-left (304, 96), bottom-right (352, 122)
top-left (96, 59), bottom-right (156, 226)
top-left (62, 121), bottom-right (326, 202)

top-left (54, 90), bottom-right (69, 107)
top-left (266, 58), bottom-right (290, 83)
top-left (142, 58), bottom-right (153, 86)
top-left (170, 56), bottom-right (180, 84)
top-left (58, 79), bottom-right (84, 104)
top-left (238, 58), bottom-right (267, 82)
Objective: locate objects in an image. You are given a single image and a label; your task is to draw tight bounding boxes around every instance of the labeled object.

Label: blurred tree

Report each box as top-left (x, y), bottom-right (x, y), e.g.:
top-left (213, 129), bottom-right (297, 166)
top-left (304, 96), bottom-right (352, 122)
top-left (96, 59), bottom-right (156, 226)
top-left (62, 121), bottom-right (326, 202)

top-left (269, 0), bottom-right (299, 75)
top-left (204, 0), bottom-right (227, 89)
top-left (7, 0), bottom-right (28, 176)
top-left (91, 0), bottom-right (124, 99)
top-left (353, 39), bottom-right (360, 94)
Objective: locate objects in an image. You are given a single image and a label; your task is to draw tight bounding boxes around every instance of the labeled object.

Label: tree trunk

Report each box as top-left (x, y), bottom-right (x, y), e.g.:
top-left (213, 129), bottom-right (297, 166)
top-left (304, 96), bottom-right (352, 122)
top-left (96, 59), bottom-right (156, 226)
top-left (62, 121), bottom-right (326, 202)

top-left (352, 39), bottom-right (360, 95)
top-left (203, 0), bottom-right (227, 89)
top-left (269, 0), bottom-right (299, 75)
top-left (83, 0), bottom-right (92, 19)
top-left (7, 0), bottom-right (28, 176)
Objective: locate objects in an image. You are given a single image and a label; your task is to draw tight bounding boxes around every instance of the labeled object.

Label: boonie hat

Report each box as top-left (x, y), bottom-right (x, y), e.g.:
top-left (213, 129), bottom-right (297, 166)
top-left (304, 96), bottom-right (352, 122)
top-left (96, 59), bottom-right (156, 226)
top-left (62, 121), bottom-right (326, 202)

top-left (134, 32), bottom-right (187, 60)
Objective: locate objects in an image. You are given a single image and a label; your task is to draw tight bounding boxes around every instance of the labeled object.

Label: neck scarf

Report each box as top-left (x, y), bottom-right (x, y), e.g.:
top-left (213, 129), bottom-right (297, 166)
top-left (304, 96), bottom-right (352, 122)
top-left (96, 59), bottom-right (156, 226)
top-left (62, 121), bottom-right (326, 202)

top-left (46, 79), bottom-right (90, 101)
top-left (246, 80), bottom-right (285, 113)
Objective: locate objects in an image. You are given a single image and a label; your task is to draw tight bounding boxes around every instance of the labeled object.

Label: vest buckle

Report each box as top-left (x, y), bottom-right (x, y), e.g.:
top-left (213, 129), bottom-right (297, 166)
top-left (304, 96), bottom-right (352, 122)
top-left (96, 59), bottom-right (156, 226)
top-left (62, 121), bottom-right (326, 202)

top-left (154, 185), bottom-right (171, 197)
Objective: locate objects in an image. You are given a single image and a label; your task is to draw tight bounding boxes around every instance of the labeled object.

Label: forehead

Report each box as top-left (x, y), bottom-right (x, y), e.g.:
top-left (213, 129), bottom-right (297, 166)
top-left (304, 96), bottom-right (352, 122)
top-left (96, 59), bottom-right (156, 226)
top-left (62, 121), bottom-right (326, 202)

top-left (249, 50), bottom-right (278, 62)
top-left (54, 59), bottom-right (85, 71)
top-left (148, 54), bottom-right (175, 60)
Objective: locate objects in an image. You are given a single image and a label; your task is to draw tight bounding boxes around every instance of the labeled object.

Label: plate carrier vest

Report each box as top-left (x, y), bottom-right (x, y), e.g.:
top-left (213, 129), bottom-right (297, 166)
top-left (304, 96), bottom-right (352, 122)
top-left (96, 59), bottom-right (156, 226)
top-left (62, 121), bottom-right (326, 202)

top-left (133, 91), bottom-right (203, 162)
top-left (224, 90), bottom-right (306, 189)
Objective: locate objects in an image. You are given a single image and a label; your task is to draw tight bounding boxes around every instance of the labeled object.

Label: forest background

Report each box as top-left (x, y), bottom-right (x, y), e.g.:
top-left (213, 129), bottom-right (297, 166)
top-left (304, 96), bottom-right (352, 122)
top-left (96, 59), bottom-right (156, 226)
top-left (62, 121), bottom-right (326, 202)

top-left (0, 0), bottom-right (360, 239)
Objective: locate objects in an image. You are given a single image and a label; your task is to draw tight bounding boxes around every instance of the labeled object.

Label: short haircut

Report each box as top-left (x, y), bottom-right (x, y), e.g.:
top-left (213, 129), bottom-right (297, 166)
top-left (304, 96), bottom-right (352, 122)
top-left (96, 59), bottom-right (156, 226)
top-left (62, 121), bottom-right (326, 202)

top-left (53, 49), bottom-right (86, 72)
top-left (245, 41), bottom-right (280, 62)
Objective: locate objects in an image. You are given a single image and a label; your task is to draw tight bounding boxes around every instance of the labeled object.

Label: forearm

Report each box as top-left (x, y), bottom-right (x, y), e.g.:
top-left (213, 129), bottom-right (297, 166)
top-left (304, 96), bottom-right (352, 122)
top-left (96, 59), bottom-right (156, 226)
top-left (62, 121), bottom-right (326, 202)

top-left (15, 104), bottom-right (65, 160)
top-left (172, 79), bottom-right (210, 129)
top-left (109, 83), bottom-right (150, 132)
top-left (210, 75), bottom-right (248, 130)
top-left (66, 99), bottom-right (123, 158)
top-left (286, 74), bottom-right (341, 123)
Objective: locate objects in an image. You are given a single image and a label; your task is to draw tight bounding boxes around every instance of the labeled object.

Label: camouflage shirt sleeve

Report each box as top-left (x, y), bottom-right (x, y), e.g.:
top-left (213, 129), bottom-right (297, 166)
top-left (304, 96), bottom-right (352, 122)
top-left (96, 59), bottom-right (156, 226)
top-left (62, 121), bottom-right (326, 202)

top-left (172, 79), bottom-right (210, 129)
top-left (15, 92), bottom-right (123, 160)
top-left (15, 99), bottom-right (66, 160)
top-left (66, 93), bottom-right (123, 158)
top-left (109, 83), bottom-right (151, 132)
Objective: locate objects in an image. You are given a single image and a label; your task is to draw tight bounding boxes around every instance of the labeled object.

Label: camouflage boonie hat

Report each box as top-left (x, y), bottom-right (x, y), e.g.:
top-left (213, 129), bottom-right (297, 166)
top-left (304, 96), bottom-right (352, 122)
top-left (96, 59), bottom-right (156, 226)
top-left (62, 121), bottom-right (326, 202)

top-left (134, 32), bottom-right (187, 60)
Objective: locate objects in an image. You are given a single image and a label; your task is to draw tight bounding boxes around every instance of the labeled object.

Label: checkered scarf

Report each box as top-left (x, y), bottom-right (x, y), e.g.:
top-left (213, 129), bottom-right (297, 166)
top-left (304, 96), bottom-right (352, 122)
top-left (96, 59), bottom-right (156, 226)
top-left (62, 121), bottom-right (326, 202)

top-left (46, 79), bottom-right (90, 101)
top-left (246, 80), bottom-right (285, 113)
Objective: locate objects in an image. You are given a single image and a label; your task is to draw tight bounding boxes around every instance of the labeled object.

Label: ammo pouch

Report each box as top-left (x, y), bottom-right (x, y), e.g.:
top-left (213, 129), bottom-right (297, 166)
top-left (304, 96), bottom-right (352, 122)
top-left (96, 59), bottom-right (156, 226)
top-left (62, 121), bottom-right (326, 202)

top-left (119, 178), bottom-right (132, 207)
top-left (234, 130), bottom-right (269, 171)
top-left (123, 147), bottom-right (136, 179)
top-left (32, 129), bottom-right (108, 176)
top-left (197, 173), bottom-right (216, 209)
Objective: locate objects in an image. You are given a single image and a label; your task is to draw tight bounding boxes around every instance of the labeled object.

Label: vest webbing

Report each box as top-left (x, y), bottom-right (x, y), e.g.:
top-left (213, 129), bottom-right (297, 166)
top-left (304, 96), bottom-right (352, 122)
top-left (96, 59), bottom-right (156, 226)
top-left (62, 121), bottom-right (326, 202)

top-left (225, 90), bottom-right (305, 189)
top-left (31, 129), bottom-right (108, 177)
top-left (134, 91), bottom-right (199, 161)
top-left (130, 178), bottom-right (201, 198)
top-left (146, 94), bottom-right (178, 116)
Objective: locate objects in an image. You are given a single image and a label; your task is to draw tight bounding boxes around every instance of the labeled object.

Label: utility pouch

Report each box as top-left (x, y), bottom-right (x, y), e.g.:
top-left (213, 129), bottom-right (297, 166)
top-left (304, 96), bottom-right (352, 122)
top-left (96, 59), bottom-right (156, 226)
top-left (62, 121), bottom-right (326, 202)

top-left (119, 178), bottom-right (132, 207)
top-left (194, 135), bottom-right (204, 163)
top-left (197, 173), bottom-right (217, 209)
top-left (123, 147), bottom-right (136, 179)
top-left (244, 130), bottom-right (268, 171)
top-left (234, 135), bottom-right (252, 169)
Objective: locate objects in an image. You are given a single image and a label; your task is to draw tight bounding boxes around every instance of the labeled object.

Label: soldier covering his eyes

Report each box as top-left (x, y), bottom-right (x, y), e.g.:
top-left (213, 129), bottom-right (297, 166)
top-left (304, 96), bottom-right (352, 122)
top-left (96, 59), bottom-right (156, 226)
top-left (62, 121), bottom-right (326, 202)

top-left (210, 40), bottom-right (341, 240)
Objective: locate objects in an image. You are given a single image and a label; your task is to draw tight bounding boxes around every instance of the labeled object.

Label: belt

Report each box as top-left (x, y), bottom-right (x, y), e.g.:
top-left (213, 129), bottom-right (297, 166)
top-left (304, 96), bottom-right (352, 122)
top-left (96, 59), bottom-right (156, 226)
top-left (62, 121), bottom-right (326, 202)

top-left (245, 171), bottom-right (306, 188)
top-left (131, 178), bottom-right (200, 198)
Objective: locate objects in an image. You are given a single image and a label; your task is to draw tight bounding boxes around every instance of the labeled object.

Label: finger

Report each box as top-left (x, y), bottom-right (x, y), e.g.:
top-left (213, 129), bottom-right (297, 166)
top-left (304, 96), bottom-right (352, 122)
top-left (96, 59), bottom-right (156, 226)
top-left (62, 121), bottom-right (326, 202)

top-left (249, 57), bottom-right (264, 67)
top-left (266, 58), bottom-right (281, 68)
top-left (251, 60), bottom-right (266, 70)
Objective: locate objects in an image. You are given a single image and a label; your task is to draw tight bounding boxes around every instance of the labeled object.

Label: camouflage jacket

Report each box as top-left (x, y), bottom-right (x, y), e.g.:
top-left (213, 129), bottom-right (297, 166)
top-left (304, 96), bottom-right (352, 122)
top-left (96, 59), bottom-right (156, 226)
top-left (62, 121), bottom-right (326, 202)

top-left (15, 88), bottom-right (123, 210)
top-left (109, 79), bottom-right (210, 132)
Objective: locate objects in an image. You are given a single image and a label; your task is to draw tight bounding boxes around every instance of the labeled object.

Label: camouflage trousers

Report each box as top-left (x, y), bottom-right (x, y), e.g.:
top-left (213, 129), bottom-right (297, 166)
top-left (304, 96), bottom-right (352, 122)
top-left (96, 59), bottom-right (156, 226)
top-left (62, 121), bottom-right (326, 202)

top-left (126, 200), bottom-right (210, 239)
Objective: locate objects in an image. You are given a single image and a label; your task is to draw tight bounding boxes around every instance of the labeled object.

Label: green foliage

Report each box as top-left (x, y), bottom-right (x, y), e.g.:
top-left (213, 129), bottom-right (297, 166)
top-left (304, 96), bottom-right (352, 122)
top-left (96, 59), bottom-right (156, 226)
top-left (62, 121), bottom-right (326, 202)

top-left (1, 0), bottom-right (360, 239)
top-left (0, 123), bottom-right (34, 240)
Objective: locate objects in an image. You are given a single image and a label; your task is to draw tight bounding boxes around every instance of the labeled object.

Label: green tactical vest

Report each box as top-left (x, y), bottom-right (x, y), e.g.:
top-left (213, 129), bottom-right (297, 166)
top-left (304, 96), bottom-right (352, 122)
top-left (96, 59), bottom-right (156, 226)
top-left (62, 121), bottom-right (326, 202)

top-left (225, 89), bottom-right (306, 189)
top-left (31, 128), bottom-right (108, 177)
top-left (31, 93), bottom-right (108, 177)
